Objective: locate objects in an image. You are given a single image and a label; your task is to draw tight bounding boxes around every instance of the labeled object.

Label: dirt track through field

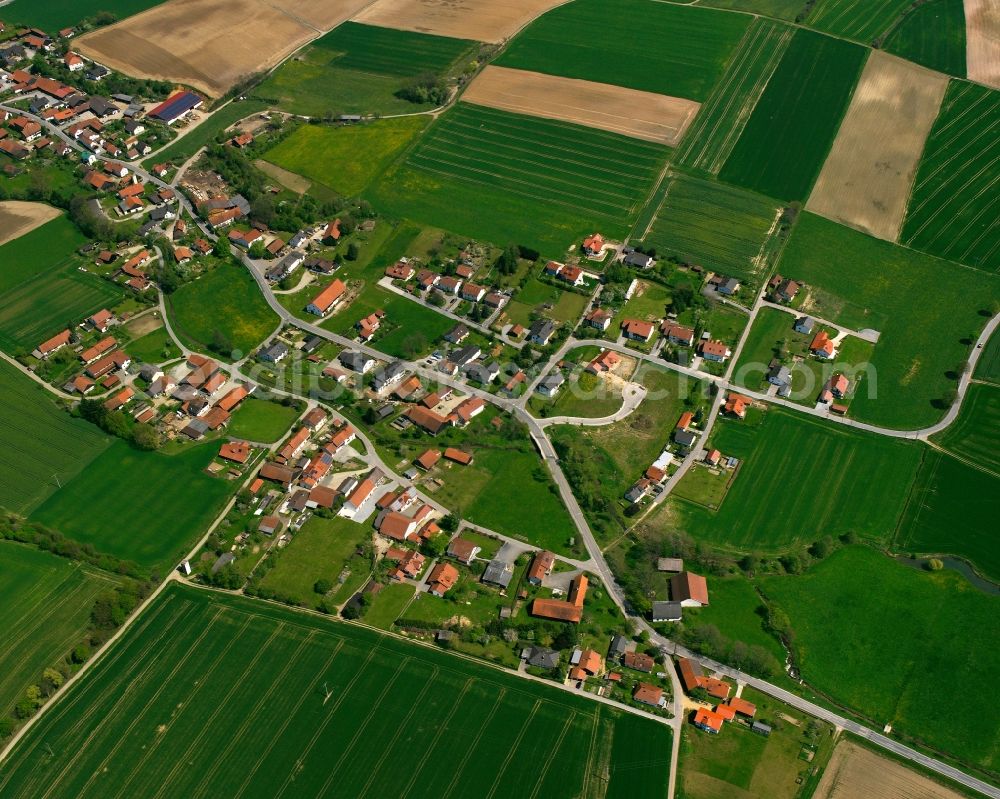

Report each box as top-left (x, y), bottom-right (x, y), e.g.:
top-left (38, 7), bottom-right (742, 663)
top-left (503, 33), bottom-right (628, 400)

top-left (966, 0), bottom-right (1000, 88)
top-left (0, 201), bottom-right (61, 246)
top-left (352, 0), bottom-right (566, 42)
top-left (813, 742), bottom-right (965, 799)
top-left (461, 66), bottom-right (699, 145)
top-left (807, 51), bottom-right (948, 242)
top-left (75, 0), bottom-right (372, 98)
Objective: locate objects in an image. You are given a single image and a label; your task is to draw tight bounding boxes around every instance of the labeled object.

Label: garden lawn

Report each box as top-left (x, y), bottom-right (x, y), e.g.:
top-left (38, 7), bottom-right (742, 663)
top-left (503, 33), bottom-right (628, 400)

top-left (719, 30), bottom-right (868, 201)
top-left (896, 450), bottom-right (1000, 581)
top-left (142, 99), bottom-right (269, 170)
top-left (363, 582), bottom-right (416, 629)
top-left (255, 24), bottom-right (475, 117)
top-left (0, 583), bottom-right (670, 798)
top-left (258, 514), bottom-right (372, 609)
top-left (529, 368), bottom-right (625, 420)
top-left (497, 0), bottom-right (750, 101)
top-left (932, 382), bottom-right (1000, 474)
top-left (0, 215), bottom-right (124, 354)
top-left (760, 546), bottom-right (1000, 772)
top-left (0, 360), bottom-right (111, 515)
top-left (30, 440), bottom-right (235, 575)
top-left (778, 213), bottom-right (1000, 427)
top-left (167, 263), bottom-right (277, 357)
top-left (264, 117), bottom-right (429, 197)
top-left (505, 275), bottom-right (589, 327)
top-left (228, 398), bottom-right (300, 443)
top-left (900, 80), bottom-right (1000, 272)
top-left (368, 103), bottom-right (668, 255)
top-left (0, 0), bottom-right (166, 29)
top-left (885, 0), bottom-right (966, 76)
top-left (670, 463), bottom-right (734, 510)
top-left (0, 542), bottom-right (121, 719)
top-left (643, 174), bottom-right (783, 285)
top-left (675, 408), bottom-right (922, 552)
top-left (125, 325), bottom-right (180, 363)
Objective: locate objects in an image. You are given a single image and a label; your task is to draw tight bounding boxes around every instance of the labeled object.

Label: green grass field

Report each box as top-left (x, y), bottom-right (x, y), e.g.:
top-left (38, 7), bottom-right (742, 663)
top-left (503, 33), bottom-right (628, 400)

top-left (885, 0), bottom-right (966, 76)
top-left (0, 542), bottom-right (120, 719)
top-left (900, 81), bottom-right (1000, 272)
top-left (0, 583), bottom-right (672, 798)
top-left (676, 18), bottom-right (794, 175)
top-left (228, 398), bottom-right (300, 444)
top-left (505, 275), bottom-right (589, 327)
top-left (497, 0), bottom-right (750, 101)
top-left (675, 408), bottom-right (922, 552)
top-left (642, 174), bottom-right (782, 284)
top-left (694, 0), bottom-right (804, 18)
top-left (0, 360), bottom-right (111, 515)
top-left (778, 213), bottom-right (1000, 428)
top-left (167, 263), bottom-right (277, 357)
top-left (719, 30), bottom-right (867, 201)
top-left (368, 103), bottom-right (669, 254)
top-left (529, 367), bottom-right (626, 420)
top-left (975, 329), bottom-right (1000, 383)
top-left (0, 0), bottom-right (165, 29)
top-left (142, 99), bottom-right (269, 170)
top-left (125, 325), bottom-right (180, 363)
top-left (256, 23), bottom-right (475, 117)
top-left (0, 215), bottom-right (124, 354)
top-left (30, 441), bottom-right (234, 575)
top-left (933, 382), bottom-right (1000, 473)
top-left (760, 546), bottom-right (1000, 772)
top-left (896, 450), bottom-right (1000, 581)
top-left (264, 117), bottom-right (429, 197)
top-left (258, 514), bottom-right (372, 609)
top-left (364, 582), bottom-right (416, 629)
top-left (805, 0), bottom-right (912, 42)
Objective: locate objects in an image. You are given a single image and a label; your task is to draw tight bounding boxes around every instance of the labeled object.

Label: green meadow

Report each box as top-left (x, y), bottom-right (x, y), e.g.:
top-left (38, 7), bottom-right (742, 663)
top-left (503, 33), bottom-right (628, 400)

top-left (933, 382), bottom-right (1000, 474)
top-left (0, 584), bottom-right (672, 798)
top-left (719, 30), bottom-right (867, 201)
top-left (0, 0), bottom-right (165, 29)
top-left (885, 0), bottom-right (966, 76)
top-left (805, 0), bottom-right (912, 42)
top-left (498, 0), bottom-right (750, 101)
top-left (30, 441), bottom-right (235, 575)
top-left (228, 398), bottom-right (300, 444)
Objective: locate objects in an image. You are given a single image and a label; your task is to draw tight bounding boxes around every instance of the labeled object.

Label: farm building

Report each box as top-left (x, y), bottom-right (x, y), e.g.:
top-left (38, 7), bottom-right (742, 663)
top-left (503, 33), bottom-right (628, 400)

top-left (149, 91), bottom-right (203, 124)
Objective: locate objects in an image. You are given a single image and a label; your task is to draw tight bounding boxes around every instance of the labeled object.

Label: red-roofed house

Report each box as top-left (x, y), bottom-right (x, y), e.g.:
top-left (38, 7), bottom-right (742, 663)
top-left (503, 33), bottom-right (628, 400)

top-left (621, 319), bottom-right (654, 342)
top-left (724, 393), bottom-right (749, 419)
top-left (810, 331), bottom-right (836, 359)
top-left (306, 279), bottom-right (346, 317)
top-left (35, 329), bottom-right (73, 358)
top-left (693, 708), bottom-right (724, 734)
top-left (671, 571), bottom-right (709, 607)
top-left (582, 233), bottom-right (605, 256)
top-left (219, 441), bottom-right (251, 463)
top-left (634, 683), bottom-right (666, 707)
top-left (427, 562), bottom-right (459, 596)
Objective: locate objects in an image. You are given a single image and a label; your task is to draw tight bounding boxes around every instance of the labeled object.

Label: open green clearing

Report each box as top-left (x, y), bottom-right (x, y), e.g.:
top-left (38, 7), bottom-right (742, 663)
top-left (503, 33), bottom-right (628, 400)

top-left (896, 451), bottom-right (1000, 581)
top-left (142, 99), bottom-right (269, 171)
top-left (885, 0), bottom-right (966, 76)
top-left (497, 0), bottom-right (750, 101)
top-left (368, 103), bottom-right (668, 254)
top-left (732, 306), bottom-right (876, 405)
top-left (364, 582), bottom-right (416, 629)
top-left (760, 546), bottom-right (1000, 772)
top-left (676, 18), bottom-right (793, 175)
top-left (805, 0), bottom-right (912, 42)
top-left (256, 24), bottom-right (474, 117)
top-left (264, 117), bottom-right (430, 197)
top-left (529, 365), bottom-right (626, 420)
top-left (0, 584), bottom-right (672, 798)
top-left (167, 263), bottom-right (277, 357)
top-left (643, 174), bottom-right (782, 284)
top-left (258, 514), bottom-right (372, 610)
top-left (124, 325), bottom-right (180, 363)
top-left (975, 329), bottom-right (1000, 383)
top-left (900, 81), bottom-right (1000, 273)
top-left (30, 440), bottom-right (234, 575)
top-left (504, 275), bottom-right (589, 327)
top-left (671, 464), bottom-right (734, 510)
top-left (0, 215), bottom-right (124, 354)
top-left (673, 408), bottom-right (922, 552)
top-left (227, 398), bottom-right (299, 443)
top-left (0, 0), bottom-right (165, 29)
top-left (681, 683), bottom-right (833, 799)
top-left (0, 361), bottom-right (111, 515)
top-left (0, 542), bottom-right (119, 719)
top-left (719, 30), bottom-right (867, 201)
top-left (778, 213), bottom-right (1000, 428)
top-left (933, 382), bottom-right (1000, 473)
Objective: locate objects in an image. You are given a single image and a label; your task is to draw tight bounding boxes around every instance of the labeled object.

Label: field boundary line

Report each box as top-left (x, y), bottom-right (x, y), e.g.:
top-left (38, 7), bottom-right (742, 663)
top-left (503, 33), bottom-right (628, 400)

top-left (580, 705), bottom-right (602, 798)
top-left (295, 655), bottom-right (416, 799)
top-left (270, 644), bottom-right (383, 798)
top-left (482, 699), bottom-right (543, 799)
top-left (397, 678), bottom-right (477, 799)
top-left (146, 620), bottom-right (288, 799)
top-left (439, 688), bottom-right (514, 799)
top-left (230, 639), bottom-right (346, 799)
top-left (9, 600), bottom-right (194, 799)
top-left (79, 610), bottom-right (236, 798)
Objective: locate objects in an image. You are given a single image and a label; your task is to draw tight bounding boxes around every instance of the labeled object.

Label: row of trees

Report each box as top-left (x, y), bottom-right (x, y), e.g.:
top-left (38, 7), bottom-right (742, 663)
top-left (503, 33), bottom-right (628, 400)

top-left (77, 398), bottom-right (161, 451)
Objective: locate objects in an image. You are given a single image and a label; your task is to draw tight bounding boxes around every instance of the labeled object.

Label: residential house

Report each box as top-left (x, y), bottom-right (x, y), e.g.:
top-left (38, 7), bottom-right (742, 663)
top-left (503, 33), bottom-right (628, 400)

top-left (634, 683), bottom-right (666, 708)
top-left (622, 248), bottom-right (655, 269)
top-left (536, 373), bottom-right (565, 397)
top-left (339, 351), bottom-right (375, 374)
top-left (661, 323), bottom-right (695, 347)
top-left (306, 279), bottom-right (346, 316)
top-left (810, 330), bottom-right (836, 359)
top-left (443, 323), bottom-right (469, 344)
top-left (671, 571), bottom-right (709, 607)
top-left (259, 341), bottom-right (288, 363)
top-left (582, 233), bottom-right (604, 256)
top-left (528, 319), bottom-right (555, 346)
top-left (584, 308), bottom-right (612, 331)
top-left (651, 601), bottom-right (682, 622)
top-left (460, 283), bottom-right (486, 302)
top-left (586, 349), bottom-right (620, 374)
top-left (527, 551), bottom-right (555, 585)
top-left (443, 447), bottom-right (473, 465)
top-left (794, 316), bottom-right (815, 335)
top-left (384, 260), bottom-right (414, 281)
top-left (767, 363), bottom-right (791, 387)
top-left (427, 562), bottom-right (459, 596)
top-left (623, 651), bottom-right (654, 673)
top-left (621, 319), bottom-right (654, 343)
top-left (447, 538), bottom-right (480, 565)
top-left (700, 340), bottom-right (731, 362)
top-left (693, 708), bottom-right (724, 734)
top-left (531, 574), bottom-right (588, 623)
top-left (724, 392), bottom-right (749, 419)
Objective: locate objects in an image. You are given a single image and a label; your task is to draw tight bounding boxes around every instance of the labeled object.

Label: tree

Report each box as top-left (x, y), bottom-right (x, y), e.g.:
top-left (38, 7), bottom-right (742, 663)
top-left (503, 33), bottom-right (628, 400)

top-left (42, 668), bottom-right (64, 694)
top-left (210, 328), bottom-right (234, 357)
top-left (439, 514), bottom-right (459, 533)
top-left (131, 423), bottom-right (161, 451)
top-left (809, 535), bottom-right (834, 560)
top-left (496, 244), bottom-right (519, 275)
top-left (421, 534), bottom-right (448, 558)
top-left (346, 243), bottom-right (360, 261)
top-left (314, 578), bottom-right (333, 594)
top-left (214, 237), bottom-right (231, 259)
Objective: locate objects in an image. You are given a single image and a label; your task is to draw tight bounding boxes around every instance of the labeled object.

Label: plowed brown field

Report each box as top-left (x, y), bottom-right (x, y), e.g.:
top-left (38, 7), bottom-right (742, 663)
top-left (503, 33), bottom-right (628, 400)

top-left (352, 0), bottom-right (566, 43)
top-left (813, 742), bottom-right (966, 799)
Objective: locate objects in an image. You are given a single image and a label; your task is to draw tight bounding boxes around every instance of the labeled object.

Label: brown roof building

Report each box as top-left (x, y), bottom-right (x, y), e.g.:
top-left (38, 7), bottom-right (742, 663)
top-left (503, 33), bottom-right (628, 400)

top-left (671, 571), bottom-right (709, 607)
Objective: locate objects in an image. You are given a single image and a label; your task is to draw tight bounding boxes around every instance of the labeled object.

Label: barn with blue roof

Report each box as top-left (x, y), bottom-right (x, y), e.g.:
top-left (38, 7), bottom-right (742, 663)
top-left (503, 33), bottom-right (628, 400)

top-left (149, 90), bottom-right (203, 124)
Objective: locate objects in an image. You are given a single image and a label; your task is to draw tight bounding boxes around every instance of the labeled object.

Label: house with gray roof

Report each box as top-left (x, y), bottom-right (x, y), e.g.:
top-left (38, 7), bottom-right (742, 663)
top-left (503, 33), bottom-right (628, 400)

top-left (482, 559), bottom-right (514, 589)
